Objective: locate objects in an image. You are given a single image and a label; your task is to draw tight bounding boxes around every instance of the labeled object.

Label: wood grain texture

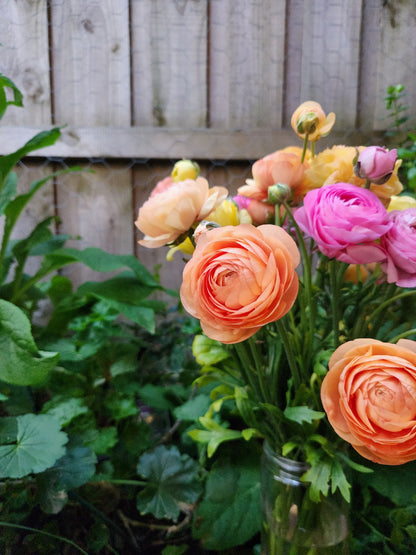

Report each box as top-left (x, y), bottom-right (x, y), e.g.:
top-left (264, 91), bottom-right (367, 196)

top-left (209, 0), bottom-right (286, 128)
top-left (131, 0), bottom-right (208, 127)
top-left (51, 0), bottom-right (131, 127)
top-left (296, 0), bottom-right (363, 129)
top-left (0, 0), bottom-right (51, 125)
top-left (57, 163), bottom-right (134, 288)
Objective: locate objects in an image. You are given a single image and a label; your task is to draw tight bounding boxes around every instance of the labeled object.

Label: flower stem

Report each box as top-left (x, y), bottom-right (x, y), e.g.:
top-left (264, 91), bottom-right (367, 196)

top-left (301, 134), bottom-right (309, 163)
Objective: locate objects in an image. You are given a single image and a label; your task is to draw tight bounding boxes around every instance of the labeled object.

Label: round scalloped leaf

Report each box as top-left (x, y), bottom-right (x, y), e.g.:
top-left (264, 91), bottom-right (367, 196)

top-left (0, 414), bottom-right (68, 478)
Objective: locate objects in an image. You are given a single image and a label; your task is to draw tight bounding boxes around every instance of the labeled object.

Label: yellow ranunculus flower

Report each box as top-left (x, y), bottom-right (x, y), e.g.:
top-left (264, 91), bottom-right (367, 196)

top-left (207, 199), bottom-right (240, 226)
top-left (171, 159), bottom-right (200, 181)
top-left (388, 194), bottom-right (416, 211)
top-left (166, 237), bottom-right (195, 261)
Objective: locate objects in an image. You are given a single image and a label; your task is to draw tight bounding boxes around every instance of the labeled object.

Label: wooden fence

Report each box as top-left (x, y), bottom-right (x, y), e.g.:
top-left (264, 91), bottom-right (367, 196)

top-left (0, 0), bottom-right (415, 295)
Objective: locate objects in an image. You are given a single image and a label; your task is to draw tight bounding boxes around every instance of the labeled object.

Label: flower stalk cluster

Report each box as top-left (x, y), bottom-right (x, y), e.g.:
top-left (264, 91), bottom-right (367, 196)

top-left (135, 100), bottom-right (416, 501)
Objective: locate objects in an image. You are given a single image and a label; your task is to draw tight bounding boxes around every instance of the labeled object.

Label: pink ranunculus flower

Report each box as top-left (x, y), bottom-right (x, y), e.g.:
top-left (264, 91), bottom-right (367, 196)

top-left (381, 208), bottom-right (416, 287)
top-left (354, 146), bottom-right (397, 185)
top-left (136, 177), bottom-right (228, 248)
top-left (294, 183), bottom-right (392, 263)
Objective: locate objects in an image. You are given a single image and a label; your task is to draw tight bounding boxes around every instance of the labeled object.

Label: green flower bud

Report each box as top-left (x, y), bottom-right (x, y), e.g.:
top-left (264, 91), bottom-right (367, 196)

top-left (296, 111), bottom-right (320, 135)
top-left (268, 183), bottom-right (291, 205)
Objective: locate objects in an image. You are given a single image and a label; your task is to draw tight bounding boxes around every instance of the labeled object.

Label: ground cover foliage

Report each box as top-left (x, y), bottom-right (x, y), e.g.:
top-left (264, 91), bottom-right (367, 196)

top-left (0, 75), bottom-right (415, 553)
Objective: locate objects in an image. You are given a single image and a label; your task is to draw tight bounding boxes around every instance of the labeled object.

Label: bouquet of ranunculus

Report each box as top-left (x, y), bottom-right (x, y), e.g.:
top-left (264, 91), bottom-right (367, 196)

top-left (135, 102), bottom-right (416, 550)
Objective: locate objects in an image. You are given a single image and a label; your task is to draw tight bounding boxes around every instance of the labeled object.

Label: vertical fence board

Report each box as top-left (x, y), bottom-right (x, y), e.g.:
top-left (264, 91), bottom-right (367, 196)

top-left (131, 0), bottom-right (208, 127)
top-left (51, 0), bottom-right (131, 127)
top-left (0, 0), bottom-right (51, 126)
top-left (297, 0), bottom-right (363, 128)
top-left (209, 0), bottom-right (286, 129)
top-left (51, 0), bottom-right (132, 285)
top-left (373, 1), bottom-right (416, 130)
top-left (57, 164), bottom-right (133, 288)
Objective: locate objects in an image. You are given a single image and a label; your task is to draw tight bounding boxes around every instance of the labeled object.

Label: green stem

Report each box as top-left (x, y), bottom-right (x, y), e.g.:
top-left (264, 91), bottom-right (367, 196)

top-left (107, 479), bottom-right (148, 487)
top-left (389, 328), bottom-right (416, 343)
top-left (368, 290), bottom-right (416, 325)
top-left (329, 259), bottom-right (341, 349)
top-left (300, 133), bottom-right (309, 163)
top-left (275, 319), bottom-right (301, 389)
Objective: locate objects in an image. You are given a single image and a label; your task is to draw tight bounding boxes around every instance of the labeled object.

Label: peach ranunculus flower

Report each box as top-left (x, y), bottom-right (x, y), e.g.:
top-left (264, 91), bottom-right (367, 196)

top-left (135, 177), bottom-right (228, 248)
top-left (321, 338), bottom-right (416, 465)
top-left (291, 101), bottom-right (335, 142)
top-left (180, 224), bottom-right (300, 344)
top-left (237, 146), bottom-right (309, 204)
top-left (304, 146), bottom-right (403, 203)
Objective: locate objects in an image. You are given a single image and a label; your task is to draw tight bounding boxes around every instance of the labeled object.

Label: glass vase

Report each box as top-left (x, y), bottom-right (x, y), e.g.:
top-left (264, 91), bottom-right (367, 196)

top-left (261, 442), bottom-right (349, 554)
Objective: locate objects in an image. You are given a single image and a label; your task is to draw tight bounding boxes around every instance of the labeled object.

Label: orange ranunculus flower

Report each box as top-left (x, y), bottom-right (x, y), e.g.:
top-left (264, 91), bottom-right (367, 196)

top-left (237, 147), bottom-right (309, 203)
top-left (135, 177), bottom-right (228, 248)
top-left (321, 338), bottom-right (416, 465)
top-left (180, 224), bottom-right (300, 344)
top-left (291, 101), bottom-right (335, 141)
top-left (305, 146), bottom-right (403, 202)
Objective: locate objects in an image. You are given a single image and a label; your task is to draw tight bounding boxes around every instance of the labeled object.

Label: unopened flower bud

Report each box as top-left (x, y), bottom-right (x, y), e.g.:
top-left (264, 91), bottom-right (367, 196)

top-left (296, 112), bottom-right (319, 135)
top-left (354, 146), bottom-right (397, 185)
top-left (171, 159), bottom-right (200, 182)
top-left (268, 183), bottom-right (291, 205)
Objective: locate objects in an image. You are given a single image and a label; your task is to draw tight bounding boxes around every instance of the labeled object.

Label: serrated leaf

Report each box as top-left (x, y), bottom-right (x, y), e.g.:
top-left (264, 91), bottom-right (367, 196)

top-left (284, 406), bottom-right (325, 424)
top-left (192, 446), bottom-right (261, 550)
top-left (330, 459), bottom-right (351, 502)
top-left (302, 459), bottom-right (331, 502)
top-left (0, 300), bottom-right (59, 385)
top-left (0, 414), bottom-right (68, 478)
top-left (136, 445), bottom-right (202, 521)
top-left (188, 417), bottom-right (243, 457)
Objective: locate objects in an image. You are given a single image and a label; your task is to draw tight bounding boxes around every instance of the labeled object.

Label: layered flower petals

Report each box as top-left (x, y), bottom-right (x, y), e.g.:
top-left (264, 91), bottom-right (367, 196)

top-left (180, 224), bottom-right (300, 344)
top-left (381, 208), bottom-right (416, 287)
top-left (294, 183), bottom-right (392, 263)
top-left (135, 177), bottom-right (228, 248)
top-left (321, 339), bottom-right (416, 465)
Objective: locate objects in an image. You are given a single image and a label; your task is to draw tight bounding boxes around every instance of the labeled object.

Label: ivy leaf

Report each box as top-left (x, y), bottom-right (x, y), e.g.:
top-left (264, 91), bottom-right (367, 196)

top-left (0, 300), bottom-right (59, 386)
top-left (192, 445), bottom-right (261, 550)
top-left (284, 406), bottom-right (325, 424)
top-left (0, 414), bottom-right (68, 478)
top-left (36, 446), bottom-right (97, 514)
top-left (136, 445), bottom-right (202, 522)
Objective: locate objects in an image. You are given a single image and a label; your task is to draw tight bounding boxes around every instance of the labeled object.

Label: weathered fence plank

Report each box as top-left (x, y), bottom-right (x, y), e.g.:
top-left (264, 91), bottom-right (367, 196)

top-left (0, 0), bottom-right (51, 125)
top-left (131, 0), bottom-right (208, 127)
top-left (295, 0), bottom-right (363, 129)
top-left (51, 0), bottom-right (131, 127)
top-left (209, 0), bottom-right (286, 128)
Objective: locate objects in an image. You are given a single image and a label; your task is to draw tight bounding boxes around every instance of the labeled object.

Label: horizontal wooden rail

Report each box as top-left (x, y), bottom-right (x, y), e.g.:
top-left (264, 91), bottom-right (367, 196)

top-left (0, 126), bottom-right (381, 160)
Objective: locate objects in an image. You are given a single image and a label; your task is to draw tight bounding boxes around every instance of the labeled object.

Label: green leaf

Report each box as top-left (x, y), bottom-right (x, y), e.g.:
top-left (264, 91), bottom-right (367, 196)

top-left (36, 445), bottom-right (97, 513)
top-left (284, 406), bottom-right (325, 424)
top-left (104, 299), bottom-right (156, 332)
top-left (330, 458), bottom-right (351, 502)
top-left (188, 417), bottom-right (243, 457)
top-left (0, 73), bottom-right (23, 119)
top-left (192, 335), bottom-right (230, 366)
top-left (359, 460), bottom-right (416, 506)
top-left (42, 397), bottom-right (89, 427)
top-left (136, 445), bottom-right (202, 521)
top-left (0, 414), bottom-right (68, 478)
top-left (0, 171), bottom-right (17, 216)
top-left (83, 426), bottom-right (118, 455)
top-left (0, 300), bottom-right (59, 385)
top-left (192, 445), bottom-right (261, 550)
top-left (302, 459), bottom-right (331, 502)
top-left (173, 394), bottom-right (211, 422)
top-left (77, 275), bottom-right (155, 305)
top-left (0, 128), bottom-right (61, 185)
top-left (58, 247), bottom-right (159, 287)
